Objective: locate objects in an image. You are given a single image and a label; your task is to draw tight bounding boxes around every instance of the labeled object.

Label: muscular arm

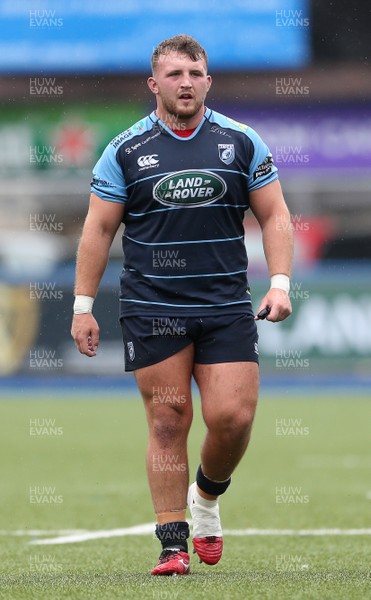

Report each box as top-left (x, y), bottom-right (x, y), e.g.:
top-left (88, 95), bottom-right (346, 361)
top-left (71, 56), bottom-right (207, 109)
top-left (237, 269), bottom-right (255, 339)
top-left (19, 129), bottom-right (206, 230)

top-left (71, 193), bottom-right (125, 356)
top-left (249, 179), bottom-right (294, 322)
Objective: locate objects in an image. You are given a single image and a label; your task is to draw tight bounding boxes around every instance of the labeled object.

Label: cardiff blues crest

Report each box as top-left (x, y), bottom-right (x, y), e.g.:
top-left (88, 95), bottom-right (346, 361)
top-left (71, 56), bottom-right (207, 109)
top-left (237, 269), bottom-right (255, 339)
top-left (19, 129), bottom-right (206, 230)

top-left (218, 144), bottom-right (235, 165)
top-left (127, 341), bottom-right (135, 361)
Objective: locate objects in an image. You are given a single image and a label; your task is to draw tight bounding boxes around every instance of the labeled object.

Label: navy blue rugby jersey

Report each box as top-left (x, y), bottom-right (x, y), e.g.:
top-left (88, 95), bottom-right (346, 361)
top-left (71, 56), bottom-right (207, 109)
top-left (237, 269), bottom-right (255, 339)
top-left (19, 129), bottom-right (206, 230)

top-left (91, 108), bottom-right (278, 317)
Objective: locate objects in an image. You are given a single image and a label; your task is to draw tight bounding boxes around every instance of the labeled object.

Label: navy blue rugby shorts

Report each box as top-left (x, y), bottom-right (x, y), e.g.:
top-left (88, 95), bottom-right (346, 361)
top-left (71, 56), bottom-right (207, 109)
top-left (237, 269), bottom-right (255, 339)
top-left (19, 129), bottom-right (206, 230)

top-left (120, 312), bottom-right (259, 372)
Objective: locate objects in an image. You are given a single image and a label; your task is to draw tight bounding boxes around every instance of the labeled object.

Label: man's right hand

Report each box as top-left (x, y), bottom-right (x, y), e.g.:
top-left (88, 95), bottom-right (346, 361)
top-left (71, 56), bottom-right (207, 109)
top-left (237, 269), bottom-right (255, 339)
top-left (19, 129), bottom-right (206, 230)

top-left (71, 313), bottom-right (100, 357)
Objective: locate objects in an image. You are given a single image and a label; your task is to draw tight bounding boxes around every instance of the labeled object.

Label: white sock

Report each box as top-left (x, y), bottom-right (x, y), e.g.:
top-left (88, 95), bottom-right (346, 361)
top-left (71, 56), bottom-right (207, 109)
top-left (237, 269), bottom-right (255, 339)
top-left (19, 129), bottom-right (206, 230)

top-left (195, 486), bottom-right (218, 508)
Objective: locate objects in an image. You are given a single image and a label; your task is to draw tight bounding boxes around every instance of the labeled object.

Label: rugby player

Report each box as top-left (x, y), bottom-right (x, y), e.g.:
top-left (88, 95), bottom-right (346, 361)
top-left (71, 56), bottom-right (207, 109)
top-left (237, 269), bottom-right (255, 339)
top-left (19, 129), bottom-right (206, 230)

top-left (71, 34), bottom-right (293, 576)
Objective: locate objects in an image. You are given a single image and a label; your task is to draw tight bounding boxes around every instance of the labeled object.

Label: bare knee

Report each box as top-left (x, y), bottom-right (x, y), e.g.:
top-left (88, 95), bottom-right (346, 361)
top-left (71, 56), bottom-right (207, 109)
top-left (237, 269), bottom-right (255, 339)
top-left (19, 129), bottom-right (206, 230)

top-left (204, 405), bottom-right (255, 438)
top-left (149, 405), bottom-right (193, 447)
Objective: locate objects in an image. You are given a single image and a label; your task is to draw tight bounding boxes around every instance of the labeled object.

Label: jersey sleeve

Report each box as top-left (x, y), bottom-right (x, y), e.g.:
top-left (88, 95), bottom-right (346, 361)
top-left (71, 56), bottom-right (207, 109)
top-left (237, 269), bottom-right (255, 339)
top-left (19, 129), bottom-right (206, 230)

top-left (91, 143), bottom-right (128, 204)
top-left (246, 127), bottom-right (278, 192)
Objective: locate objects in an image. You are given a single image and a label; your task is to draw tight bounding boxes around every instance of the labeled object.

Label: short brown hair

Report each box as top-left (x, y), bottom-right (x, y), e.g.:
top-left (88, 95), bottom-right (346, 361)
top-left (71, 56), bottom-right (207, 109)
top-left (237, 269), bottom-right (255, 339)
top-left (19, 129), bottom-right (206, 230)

top-left (151, 34), bottom-right (208, 73)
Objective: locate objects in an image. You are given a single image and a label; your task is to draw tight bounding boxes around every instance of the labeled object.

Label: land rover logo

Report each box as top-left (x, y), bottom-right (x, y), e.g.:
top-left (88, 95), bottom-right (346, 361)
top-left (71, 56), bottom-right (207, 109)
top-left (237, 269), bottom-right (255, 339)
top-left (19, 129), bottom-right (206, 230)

top-left (153, 170), bottom-right (227, 207)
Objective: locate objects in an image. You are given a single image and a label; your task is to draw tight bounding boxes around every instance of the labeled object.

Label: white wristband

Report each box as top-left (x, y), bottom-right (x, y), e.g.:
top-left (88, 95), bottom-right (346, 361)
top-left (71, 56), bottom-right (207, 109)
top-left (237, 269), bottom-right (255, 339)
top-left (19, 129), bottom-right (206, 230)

top-left (270, 274), bottom-right (290, 293)
top-left (73, 295), bottom-right (94, 314)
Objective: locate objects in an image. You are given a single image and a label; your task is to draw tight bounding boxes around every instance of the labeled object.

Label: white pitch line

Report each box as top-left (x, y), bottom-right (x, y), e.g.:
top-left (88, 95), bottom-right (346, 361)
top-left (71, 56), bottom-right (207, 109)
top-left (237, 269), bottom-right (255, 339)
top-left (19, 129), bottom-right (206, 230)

top-left (29, 526), bottom-right (371, 546)
top-left (223, 528), bottom-right (371, 536)
top-left (29, 523), bottom-right (155, 545)
top-left (0, 529), bottom-right (87, 536)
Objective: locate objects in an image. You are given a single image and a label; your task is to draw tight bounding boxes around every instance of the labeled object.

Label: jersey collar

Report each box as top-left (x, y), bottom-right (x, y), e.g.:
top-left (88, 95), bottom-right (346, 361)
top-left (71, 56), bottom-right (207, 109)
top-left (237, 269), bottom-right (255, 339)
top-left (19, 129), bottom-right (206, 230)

top-left (150, 108), bottom-right (211, 141)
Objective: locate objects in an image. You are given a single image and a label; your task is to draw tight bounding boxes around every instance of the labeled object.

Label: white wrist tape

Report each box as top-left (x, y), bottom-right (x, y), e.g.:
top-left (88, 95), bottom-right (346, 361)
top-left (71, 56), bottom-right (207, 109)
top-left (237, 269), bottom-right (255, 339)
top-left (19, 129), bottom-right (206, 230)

top-left (270, 274), bottom-right (290, 293)
top-left (73, 295), bottom-right (94, 314)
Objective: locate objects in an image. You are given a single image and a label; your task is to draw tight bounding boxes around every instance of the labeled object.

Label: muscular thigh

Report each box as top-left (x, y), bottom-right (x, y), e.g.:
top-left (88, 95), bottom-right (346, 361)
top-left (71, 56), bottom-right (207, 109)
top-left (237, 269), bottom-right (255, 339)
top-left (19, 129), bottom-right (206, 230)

top-left (193, 361), bottom-right (259, 425)
top-left (135, 344), bottom-right (195, 420)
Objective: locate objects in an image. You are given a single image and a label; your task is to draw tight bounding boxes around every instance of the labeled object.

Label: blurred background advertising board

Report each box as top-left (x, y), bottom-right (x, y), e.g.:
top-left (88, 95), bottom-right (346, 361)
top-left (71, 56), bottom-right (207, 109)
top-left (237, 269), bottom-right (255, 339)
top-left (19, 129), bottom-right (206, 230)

top-left (0, 0), bottom-right (310, 72)
top-left (0, 0), bottom-right (370, 385)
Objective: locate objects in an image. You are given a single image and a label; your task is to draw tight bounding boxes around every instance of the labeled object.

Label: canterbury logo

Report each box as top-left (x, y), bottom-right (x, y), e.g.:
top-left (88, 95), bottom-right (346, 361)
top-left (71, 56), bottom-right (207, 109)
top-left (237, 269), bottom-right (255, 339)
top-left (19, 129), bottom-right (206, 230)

top-left (137, 154), bottom-right (159, 168)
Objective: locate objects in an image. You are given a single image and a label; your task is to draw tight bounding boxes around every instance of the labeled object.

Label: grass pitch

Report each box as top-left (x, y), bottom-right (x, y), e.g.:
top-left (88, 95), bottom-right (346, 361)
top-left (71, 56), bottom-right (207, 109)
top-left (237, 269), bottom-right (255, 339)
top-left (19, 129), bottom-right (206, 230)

top-left (0, 391), bottom-right (369, 599)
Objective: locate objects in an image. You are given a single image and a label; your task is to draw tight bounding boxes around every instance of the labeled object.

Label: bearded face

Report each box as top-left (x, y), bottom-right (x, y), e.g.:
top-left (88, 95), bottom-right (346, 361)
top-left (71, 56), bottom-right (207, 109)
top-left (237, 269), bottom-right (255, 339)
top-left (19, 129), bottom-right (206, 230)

top-left (148, 51), bottom-right (212, 129)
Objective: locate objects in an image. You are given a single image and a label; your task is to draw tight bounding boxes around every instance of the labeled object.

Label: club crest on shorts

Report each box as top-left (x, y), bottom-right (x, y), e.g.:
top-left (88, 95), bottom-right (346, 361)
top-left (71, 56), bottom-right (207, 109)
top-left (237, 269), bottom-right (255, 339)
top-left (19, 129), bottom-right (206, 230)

top-left (218, 144), bottom-right (235, 165)
top-left (127, 341), bottom-right (135, 361)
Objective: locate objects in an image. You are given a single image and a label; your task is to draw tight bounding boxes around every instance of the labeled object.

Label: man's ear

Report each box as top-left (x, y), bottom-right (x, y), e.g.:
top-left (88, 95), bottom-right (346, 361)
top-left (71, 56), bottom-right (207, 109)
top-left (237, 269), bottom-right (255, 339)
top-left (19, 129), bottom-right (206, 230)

top-left (147, 76), bottom-right (158, 95)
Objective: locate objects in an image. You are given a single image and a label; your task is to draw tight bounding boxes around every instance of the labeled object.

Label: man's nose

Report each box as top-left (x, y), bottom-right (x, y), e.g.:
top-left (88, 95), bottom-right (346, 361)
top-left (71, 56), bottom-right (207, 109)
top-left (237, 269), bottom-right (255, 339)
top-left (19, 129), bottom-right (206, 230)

top-left (180, 74), bottom-right (192, 88)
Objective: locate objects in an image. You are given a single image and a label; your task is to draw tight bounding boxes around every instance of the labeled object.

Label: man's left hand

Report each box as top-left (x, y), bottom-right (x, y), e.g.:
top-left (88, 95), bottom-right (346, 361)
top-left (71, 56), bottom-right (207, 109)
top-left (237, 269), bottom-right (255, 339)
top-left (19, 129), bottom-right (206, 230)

top-left (255, 288), bottom-right (292, 322)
